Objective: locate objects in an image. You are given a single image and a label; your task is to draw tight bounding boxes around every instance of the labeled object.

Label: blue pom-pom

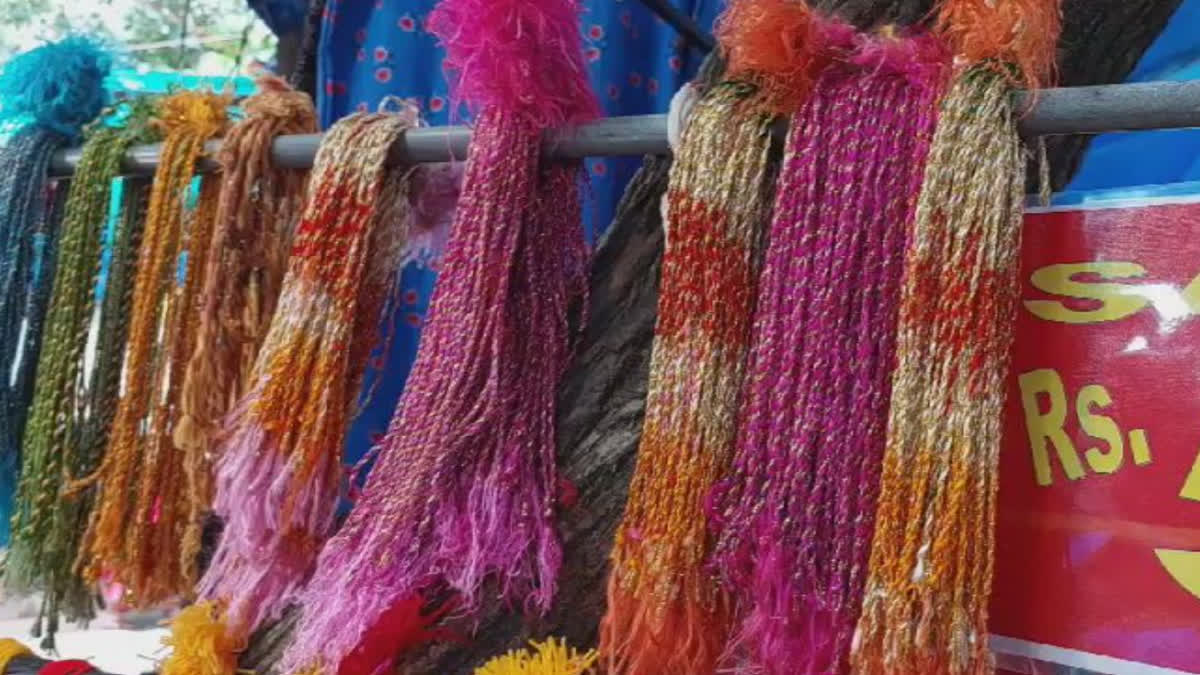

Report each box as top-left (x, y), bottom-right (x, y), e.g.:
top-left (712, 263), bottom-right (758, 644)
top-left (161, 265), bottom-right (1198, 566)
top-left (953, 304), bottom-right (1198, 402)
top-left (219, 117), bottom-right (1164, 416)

top-left (0, 36), bottom-right (112, 139)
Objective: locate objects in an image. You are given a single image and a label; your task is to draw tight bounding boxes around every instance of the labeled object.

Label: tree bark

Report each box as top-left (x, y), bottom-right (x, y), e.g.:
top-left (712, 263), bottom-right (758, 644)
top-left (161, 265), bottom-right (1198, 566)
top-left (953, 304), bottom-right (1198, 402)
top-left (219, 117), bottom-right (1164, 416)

top-left (240, 2), bottom-right (1181, 672)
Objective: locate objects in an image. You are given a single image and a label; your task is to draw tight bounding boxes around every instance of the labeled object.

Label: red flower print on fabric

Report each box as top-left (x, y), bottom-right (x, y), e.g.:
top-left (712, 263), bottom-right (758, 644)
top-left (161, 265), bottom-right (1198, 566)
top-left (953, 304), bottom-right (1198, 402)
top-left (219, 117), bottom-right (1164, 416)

top-left (405, 313), bottom-right (421, 327)
top-left (588, 24), bottom-right (604, 40)
top-left (403, 290), bottom-right (419, 305)
top-left (375, 67), bottom-right (392, 83)
top-left (374, 46), bottom-right (388, 62)
top-left (607, 83), bottom-right (620, 100)
top-left (429, 96), bottom-right (445, 113)
top-left (629, 72), bottom-right (643, 88)
top-left (356, 48), bottom-right (366, 62)
top-left (647, 78), bottom-right (659, 95)
top-left (592, 161), bottom-right (607, 177)
top-left (669, 55), bottom-right (682, 72)
top-left (354, 28), bottom-right (366, 44)
top-left (398, 14), bottom-right (416, 31)
top-left (585, 46), bottom-right (601, 63)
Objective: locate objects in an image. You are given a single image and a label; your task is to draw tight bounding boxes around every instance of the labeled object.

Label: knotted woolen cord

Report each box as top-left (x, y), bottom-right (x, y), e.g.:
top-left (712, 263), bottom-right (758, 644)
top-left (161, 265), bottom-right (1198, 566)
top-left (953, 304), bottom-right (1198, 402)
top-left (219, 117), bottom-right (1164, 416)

top-left (599, 79), bottom-right (779, 675)
top-left (280, 0), bottom-right (599, 672)
top-left (851, 1), bottom-right (1061, 670)
top-left (0, 37), bottom-right (111, 544)
top-left (6, 97), bottom-right (160, 648)
top-left (707, 26), bottom-right (949, 675)
top-left (161, 110), bottom-right (418, 675)
top-left (74, 90), bottom-right (228, 606)
top-left (173, 76), bottom-right (317, 586)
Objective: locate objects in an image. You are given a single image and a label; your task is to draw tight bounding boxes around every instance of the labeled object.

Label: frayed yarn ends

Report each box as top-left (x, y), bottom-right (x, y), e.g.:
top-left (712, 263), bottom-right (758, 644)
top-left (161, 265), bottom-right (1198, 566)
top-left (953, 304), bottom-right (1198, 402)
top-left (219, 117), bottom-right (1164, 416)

top-left (601, 575), bottom-right (730, 675)
top-left (428, 0), bottom-right (599, 126)
top-left (161, 602), bottom-right (241, 675)
top-left (476, 638), bottom-right (598, 675)
top-left (936, 0), bottom-right (1062, 88)
top-left (334, 594), bottom-right (453, 675)
top-left (0, 36), bottom-right (111, 139)
top-left (716, 0), bottom-right (821, 111)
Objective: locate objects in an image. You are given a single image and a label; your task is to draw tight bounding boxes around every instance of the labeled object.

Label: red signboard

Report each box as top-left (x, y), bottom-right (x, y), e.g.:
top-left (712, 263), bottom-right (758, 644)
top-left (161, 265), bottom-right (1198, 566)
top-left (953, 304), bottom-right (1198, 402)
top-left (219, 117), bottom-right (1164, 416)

top-left (991, 191), bottom-right (1200, 674)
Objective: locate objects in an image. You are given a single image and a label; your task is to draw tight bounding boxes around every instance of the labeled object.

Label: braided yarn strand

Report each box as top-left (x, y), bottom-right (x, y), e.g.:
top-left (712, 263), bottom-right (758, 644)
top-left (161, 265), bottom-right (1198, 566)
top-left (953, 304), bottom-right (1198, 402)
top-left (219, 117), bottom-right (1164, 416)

top-left (599, 81), bottom-right (776, 675)
top-left (173, 76), bottom-right (317, 586)
top-left (161, 110), bottom-right (417, 675)
top-left (75, 91), bottom-right (228, 605)
top-left (850, 66), bottom-right (1025, 675)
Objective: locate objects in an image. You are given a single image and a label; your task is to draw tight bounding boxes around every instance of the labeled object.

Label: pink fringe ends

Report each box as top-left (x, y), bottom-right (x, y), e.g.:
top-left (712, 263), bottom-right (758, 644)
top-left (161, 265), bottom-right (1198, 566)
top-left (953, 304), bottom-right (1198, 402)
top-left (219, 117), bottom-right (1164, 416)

top-left (600, 575), bottom-right (730, 675)
top-left (427, 0), bottom-right (600, 126)
top-left (193, 407), bottom-right (338, 637)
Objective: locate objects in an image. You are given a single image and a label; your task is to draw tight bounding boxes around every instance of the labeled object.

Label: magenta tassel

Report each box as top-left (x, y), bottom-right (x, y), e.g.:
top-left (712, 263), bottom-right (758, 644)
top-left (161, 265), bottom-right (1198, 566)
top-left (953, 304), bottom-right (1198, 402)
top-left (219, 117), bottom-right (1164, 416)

top-left (281, 1), bottom-right (598, 672)
top-left (708, 32), bottom-right (949, 675)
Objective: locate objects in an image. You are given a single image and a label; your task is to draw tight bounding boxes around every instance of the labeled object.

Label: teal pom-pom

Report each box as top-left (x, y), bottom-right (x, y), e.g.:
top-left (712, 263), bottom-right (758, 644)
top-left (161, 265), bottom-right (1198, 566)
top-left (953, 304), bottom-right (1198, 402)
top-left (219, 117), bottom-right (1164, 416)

top-left (0, 36), bottom-right (112, 139)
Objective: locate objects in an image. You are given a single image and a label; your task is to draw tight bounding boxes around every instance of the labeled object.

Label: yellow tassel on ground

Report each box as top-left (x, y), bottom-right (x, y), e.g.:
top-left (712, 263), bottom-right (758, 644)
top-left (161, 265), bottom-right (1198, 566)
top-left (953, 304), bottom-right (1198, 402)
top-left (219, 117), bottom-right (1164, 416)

top-left (0, 638), bottom-right (33, 670)
top-left (475, 638), bottom-right (599, 675)
top-left (161, 601), bottom-right (241, 675)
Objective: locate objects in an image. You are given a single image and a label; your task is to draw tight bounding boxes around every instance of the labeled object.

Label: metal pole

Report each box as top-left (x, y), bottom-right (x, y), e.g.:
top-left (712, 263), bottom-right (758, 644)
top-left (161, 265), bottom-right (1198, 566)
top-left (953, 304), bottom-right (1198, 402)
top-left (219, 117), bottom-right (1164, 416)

top-left (47, 81), bottom-right (1200, 176)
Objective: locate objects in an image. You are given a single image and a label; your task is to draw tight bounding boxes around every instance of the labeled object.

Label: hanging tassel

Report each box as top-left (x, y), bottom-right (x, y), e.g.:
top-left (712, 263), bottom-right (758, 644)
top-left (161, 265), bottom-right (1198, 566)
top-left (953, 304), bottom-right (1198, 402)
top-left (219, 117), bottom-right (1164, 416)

top-left (173, 76), bottom-right (317, 586)
top-left (0, 638), bottom-right (33, 671)
top-left (7, 96), bottom-right (160, 646)
top-left (598, 78), bottom-right (780, 675)
top-left (73, 90), bottom-right (229, 605)
top-left (850, 0), bottom-right (1062, 671)
top-left (280, 0), bottom-right (599, 672)
top-left (707, 28), bottom-right (949, 675)
top-left (849, 64), bottom-right (1027, 675)
top-left (475, 638), bottom-right (598, 675)
top-left (0, 36), bottom-right (111, 545)
top-left (161, 110), bottom-right (419, 675)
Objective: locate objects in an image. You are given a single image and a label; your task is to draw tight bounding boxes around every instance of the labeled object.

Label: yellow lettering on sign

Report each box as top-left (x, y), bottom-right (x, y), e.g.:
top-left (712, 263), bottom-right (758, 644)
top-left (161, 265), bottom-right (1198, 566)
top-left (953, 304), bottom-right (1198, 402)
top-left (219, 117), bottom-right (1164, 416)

top-left (1155, 549), bottom-right (1200, 600)
top-left (1076, 384), bottom-right (1123, 474)
top-left (1180, 449), bottom-right (1200, 502)
top-left (1019, 369), bottom-right (1085, 486)
top-left (1025, 262), bottom-right (1148, 324)
top-left (1129, 429), bottom-right (1153, 466)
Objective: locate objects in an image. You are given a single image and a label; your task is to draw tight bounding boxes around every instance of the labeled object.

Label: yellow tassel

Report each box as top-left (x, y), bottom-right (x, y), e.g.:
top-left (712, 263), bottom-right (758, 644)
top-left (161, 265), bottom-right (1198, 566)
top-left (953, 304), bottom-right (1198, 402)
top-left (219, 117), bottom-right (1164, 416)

top-left (0, 638), bottom-right (33, 671)
top-left (475, 638), bottom-right (599, 675)
top-left (161, 601), bottom-right (241, 675)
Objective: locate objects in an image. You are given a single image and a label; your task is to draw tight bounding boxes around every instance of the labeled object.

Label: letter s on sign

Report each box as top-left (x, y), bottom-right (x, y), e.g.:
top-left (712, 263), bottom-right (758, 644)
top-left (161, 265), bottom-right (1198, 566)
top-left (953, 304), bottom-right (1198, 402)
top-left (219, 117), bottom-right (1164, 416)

top-left (1024, 262), bottom-right (1150, 324)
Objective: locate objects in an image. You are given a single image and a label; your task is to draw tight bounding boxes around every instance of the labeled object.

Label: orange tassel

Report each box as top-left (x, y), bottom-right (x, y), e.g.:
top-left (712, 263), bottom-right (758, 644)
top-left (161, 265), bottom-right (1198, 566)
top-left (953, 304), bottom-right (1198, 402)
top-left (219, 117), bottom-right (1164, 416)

top-left (936, 0), bottom-right (1062, 88)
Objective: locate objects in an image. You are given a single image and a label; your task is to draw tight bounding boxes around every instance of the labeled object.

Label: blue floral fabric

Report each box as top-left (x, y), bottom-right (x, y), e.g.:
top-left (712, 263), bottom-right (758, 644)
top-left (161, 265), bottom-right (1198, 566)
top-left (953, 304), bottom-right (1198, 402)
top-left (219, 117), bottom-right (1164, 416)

top-left (318, 0), bottom-right (723, 469)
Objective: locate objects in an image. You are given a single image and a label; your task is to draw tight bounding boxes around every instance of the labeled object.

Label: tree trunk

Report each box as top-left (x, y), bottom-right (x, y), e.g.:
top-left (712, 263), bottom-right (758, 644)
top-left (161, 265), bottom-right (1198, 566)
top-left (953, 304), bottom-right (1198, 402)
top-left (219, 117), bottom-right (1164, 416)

top-left (240, 2), bottom-right (1181, 672)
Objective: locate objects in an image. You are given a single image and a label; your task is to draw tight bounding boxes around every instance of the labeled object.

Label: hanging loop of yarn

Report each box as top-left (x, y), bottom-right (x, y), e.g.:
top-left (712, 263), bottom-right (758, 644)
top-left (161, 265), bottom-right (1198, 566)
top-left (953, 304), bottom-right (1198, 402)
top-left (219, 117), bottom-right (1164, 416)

top-left (706, 26), bottom-right (950, 675)
top-left (173, 75), bottom-right (318, 587)
top-left (73, 89), bottom-right (229, 606)
top-left (6, 95), bottom-right (163, 647)
top-left (850, 65), bottom-right (1027, 675)
top-left (600, 78), bottom-right (778, 675)
top-left (280, 1), bottom-right (599, 672)
top-left (162, 110), bottom-right (419, 675)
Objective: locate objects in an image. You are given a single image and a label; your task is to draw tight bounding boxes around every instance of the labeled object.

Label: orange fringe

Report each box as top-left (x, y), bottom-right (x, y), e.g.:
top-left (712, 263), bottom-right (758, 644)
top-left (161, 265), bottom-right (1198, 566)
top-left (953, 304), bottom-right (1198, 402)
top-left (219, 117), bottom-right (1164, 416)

top-left (601, 575), bottom-right (730, 675)
top-left (936, 0), bottom-right (1062, 88)
top-left (716, 0), bottom-right (821, 111)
